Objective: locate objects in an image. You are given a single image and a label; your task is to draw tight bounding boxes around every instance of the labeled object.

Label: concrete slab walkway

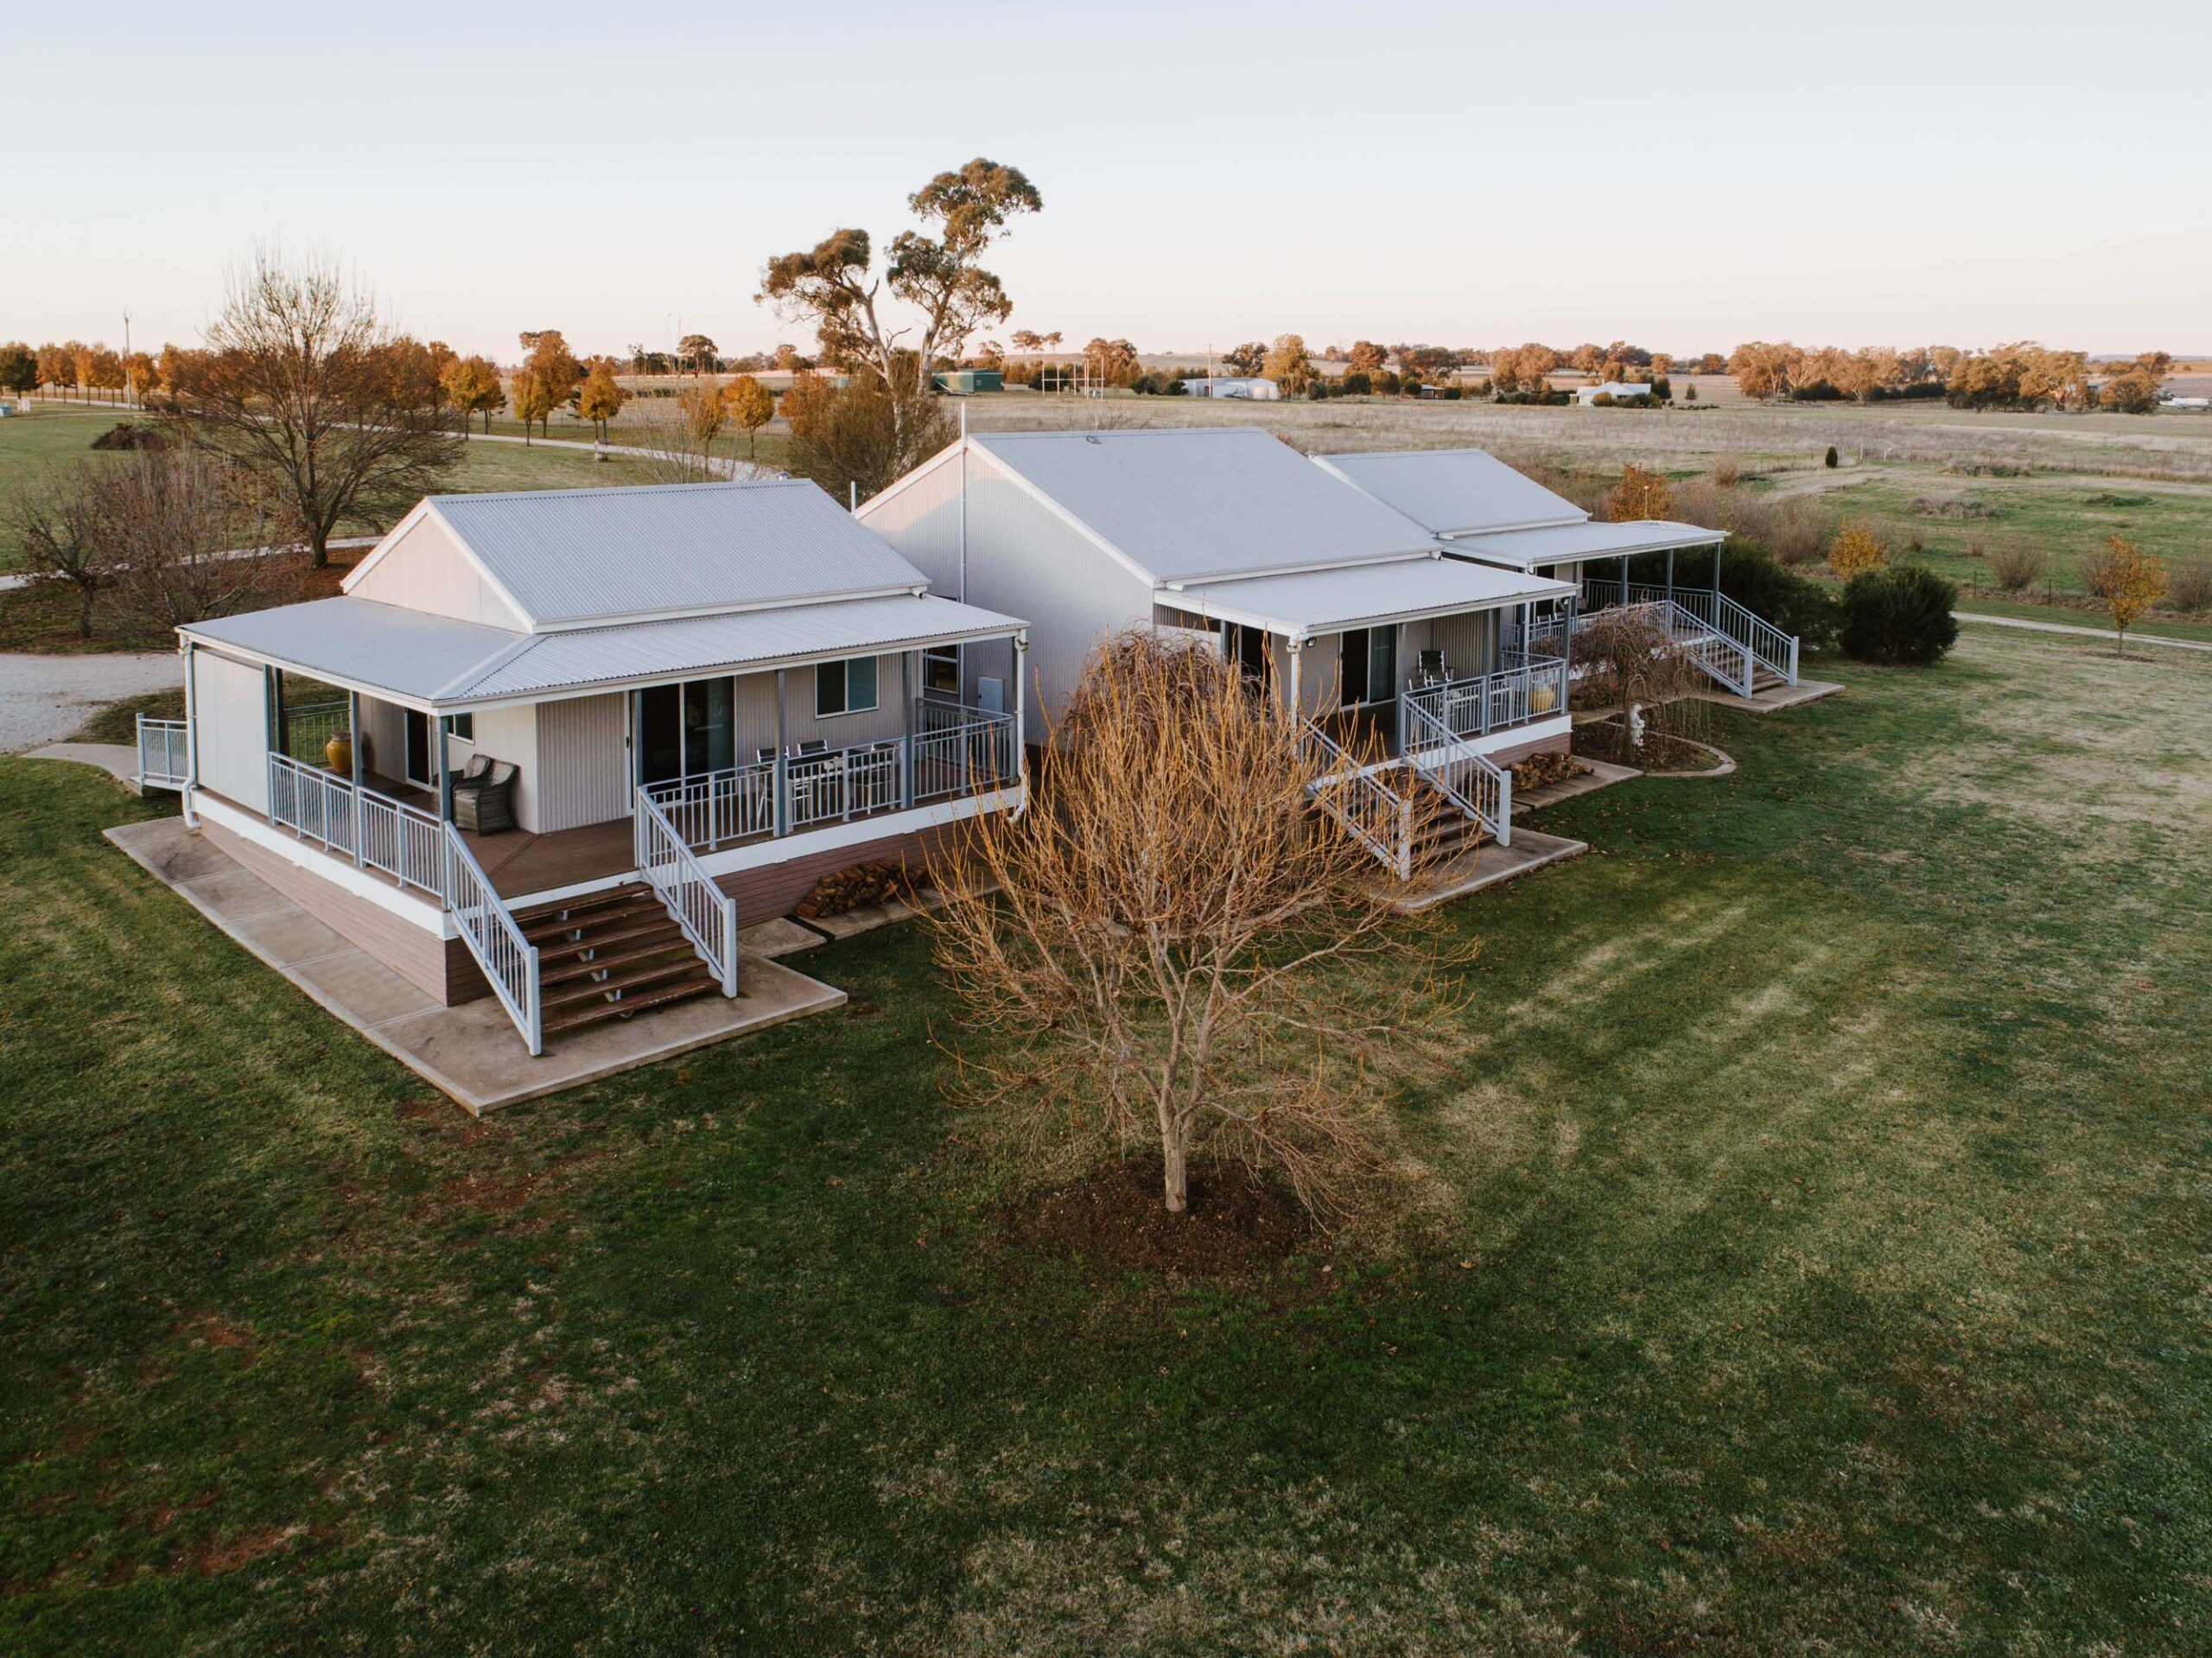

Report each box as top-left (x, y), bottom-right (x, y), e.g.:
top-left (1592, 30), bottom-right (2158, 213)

top-left (1512, 757), bottom-right (1639, 816)
top-left (23, 741), bottom-right (143, 786)
top-left (1389, 828), bottom-right (1587, 913)
top-left (106, 816), bottom-right (848, 1115)
top-left (1686, 678), bottom-right (1844, 713)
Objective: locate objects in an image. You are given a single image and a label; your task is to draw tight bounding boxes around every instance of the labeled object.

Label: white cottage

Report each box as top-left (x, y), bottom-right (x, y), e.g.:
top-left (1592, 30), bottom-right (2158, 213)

top-left (857, 428), bottom-right (1574, 867)
top-left (143, 480), bottom-right (1028, 1053)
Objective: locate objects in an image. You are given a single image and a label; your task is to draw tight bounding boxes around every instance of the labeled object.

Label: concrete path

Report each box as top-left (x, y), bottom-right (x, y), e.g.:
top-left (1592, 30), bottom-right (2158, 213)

top-left (1955, 613), bottom-right (2212, 653)
top-left (0, 651), bottom-right (180, 753)
top-left (1391, 828), bottom-right (1587, 913)
top-left (22, 741), bottom-right (141, 785)
top-left (105, 816), bottom-right (849, 1115)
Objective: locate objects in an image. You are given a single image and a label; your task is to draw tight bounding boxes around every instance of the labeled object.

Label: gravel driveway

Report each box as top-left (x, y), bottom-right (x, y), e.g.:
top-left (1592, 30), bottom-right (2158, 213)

top-left (0, 651), bottom-right (181, 753)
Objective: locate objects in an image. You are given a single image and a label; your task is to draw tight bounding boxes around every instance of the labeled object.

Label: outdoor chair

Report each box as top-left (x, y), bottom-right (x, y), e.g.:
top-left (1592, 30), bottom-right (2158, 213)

top-left (452, 759), bottom-right (518, 834)
top-left (1415, 648), bottom-right (1448, 684)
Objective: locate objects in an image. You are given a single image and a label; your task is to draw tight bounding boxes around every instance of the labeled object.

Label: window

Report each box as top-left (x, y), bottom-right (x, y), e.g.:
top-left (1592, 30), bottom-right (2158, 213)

top-left (814, 655), bottom-right (879, 718)
top-left (442, 712), bottom-right (474, 741)
top-left (924, 643), bottom-right (962, 696)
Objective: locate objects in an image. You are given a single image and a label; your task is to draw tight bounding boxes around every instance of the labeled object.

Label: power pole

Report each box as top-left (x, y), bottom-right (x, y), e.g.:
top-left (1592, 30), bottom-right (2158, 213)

top-left (122, 309), bottom-right (133, 406)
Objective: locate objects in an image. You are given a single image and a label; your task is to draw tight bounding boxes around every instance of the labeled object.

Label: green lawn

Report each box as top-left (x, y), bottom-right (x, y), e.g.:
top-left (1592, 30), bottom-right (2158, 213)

top-left (3, 626), bottom-right (2208, 1653)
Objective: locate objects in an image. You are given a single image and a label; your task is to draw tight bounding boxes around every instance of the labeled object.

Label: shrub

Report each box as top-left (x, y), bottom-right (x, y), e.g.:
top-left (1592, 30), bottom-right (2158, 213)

top-left (1828, 519), bottom-right (1888, 578)
top-left (1709, 458), bottom-right (1740, 488)
top-left (2167, 559), bottom-right (2212, 613)
top-left (1717, 547), bottom-right (1841, 650)
top-left (1341, 370), bottom-right (1370, 396)
top-left (1989, 542), bottom-right (2046, 591)
top-left (1840, 567), bottom-right (1960, 664)
top-left (1823, 444), bottom-right (1839, 468)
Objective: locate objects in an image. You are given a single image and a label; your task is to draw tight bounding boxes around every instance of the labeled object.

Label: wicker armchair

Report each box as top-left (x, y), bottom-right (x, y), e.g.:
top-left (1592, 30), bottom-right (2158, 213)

top-left (452, 759), bottom-right (518, 833)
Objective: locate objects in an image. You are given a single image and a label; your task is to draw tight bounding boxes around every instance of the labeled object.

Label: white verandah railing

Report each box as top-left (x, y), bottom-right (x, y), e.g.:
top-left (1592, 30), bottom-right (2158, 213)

top-left (267, 751), bottom-right (447, 901)
top-left (633, 786), bottom-right (741, 1000)
top-left (265, 751), bottom-right (543, 1051)
top-left (640, 701), bottom-right (1019, 854)
top-left (136, 716), bottom-right (190, 789)
top-left (1399, 657), bottom-right (1570, 750)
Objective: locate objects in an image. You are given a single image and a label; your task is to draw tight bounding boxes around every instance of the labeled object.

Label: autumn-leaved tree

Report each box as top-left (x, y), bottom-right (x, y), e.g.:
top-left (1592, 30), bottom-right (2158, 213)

top-left (721, 373), bottom-right (776, 457)
top-left (781, 365), bottom-right (951, 505)
top-left (1828, 519), bottom-right (1887, 579)
top-left (924, 630), bottom-right (1468, 1219)
top-left (576, 359), bottom-right (627, 441)
top-left (1262, 333), bottom-right (1315, 393)
top-left (168, 251), bottom-right (461, 566)
top-left (0, 342), bottom-right (35, 396)
top-left (442, 354), bottom-right (505, 433)
top-left (1223, 340), bottom-right (1267, 378)
top-left (1605, 463), bottom-right (1674, 523)
top-left (510, 369), bottom-right (553, 442)
top-left (2082, 535), bottom-right (2167, 655)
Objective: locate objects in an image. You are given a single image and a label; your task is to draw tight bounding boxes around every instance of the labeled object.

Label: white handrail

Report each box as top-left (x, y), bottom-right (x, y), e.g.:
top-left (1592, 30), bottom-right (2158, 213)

top-left (137, 715), bottom-right (189, 788)
top-left (633, 786), bottom-right (740, 999)
top-left (443, 822), bottom-right (543, 1054)
top-left (1585, 579), bottom-right (1797, 688)
top-left (1299, 721), bottom-right (1412, 879)
top-left (1401, 696), bottom-right (1512, 846)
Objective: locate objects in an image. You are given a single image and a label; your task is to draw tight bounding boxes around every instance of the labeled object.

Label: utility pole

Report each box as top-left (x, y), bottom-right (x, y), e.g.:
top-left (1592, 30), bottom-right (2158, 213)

top-left (122, 309), bottom-right (133, 406)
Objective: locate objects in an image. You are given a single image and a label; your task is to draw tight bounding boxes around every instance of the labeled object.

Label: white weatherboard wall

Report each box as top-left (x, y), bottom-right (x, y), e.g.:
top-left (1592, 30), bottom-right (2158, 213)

top-left (192, 650), bottom-right (270, 814)
top-left (534, 693), bottom-right (628, 832)
top-left (347, 514), bottom-right (527, 631)
top-left (462, 702), bottom-right (539, 832)
top-left (861, 451), bottom-right (1154, 723)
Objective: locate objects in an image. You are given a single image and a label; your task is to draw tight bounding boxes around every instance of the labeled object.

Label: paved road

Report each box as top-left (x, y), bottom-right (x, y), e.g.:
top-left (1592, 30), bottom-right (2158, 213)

top-left (1955, 612), bottom-right (2212, 654)
top-left (0, 651), bottom-right (180, 753)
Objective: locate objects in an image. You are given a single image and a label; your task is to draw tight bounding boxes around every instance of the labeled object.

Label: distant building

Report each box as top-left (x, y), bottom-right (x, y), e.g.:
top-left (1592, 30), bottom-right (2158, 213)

top-left (1574, 382), bottom-right (1656, 405)
top-left (931, 369), bottom-right (1005, 395)
top-left (1179, 377), bottom-right (1281, 400)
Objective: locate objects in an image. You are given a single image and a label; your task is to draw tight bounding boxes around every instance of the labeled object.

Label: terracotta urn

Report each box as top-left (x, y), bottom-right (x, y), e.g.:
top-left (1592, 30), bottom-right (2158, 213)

top-left (325, 734), bottom-right (353, 774)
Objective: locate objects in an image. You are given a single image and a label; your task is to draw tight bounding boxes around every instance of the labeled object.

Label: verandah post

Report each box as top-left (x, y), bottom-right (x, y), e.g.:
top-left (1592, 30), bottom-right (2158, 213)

top-left (348, 689), bottom-right (364, 866)
top-left (773, 668), bottom-right (789, 836)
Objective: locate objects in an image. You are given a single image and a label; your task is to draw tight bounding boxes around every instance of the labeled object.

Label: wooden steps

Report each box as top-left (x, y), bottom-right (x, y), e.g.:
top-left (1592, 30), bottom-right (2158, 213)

top-left (513, 882), bottom-right (721, 1039)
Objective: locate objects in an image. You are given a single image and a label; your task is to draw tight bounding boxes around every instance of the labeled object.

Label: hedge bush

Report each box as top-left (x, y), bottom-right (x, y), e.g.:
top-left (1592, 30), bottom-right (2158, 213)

top-left (1840, 566), bottom-right (1960, 664)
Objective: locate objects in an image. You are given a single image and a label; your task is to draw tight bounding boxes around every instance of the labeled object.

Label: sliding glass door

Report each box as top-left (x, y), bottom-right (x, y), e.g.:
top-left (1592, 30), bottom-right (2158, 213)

top-left (636, 677), bottom-right (736, 787)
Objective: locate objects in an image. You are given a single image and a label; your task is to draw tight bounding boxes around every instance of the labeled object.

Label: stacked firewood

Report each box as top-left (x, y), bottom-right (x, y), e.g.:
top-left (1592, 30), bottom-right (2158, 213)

top-left (795, 861), bottom-right (921, 920)
top-left (1511, 749), bottom-right (1591, 792)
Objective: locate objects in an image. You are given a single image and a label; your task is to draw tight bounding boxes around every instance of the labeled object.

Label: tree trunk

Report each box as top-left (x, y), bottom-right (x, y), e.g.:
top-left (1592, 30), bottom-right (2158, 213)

top-left (309, 522), bottom-right (329, 570)
top-left (1160, 1109), bottom-right (1188, 1213)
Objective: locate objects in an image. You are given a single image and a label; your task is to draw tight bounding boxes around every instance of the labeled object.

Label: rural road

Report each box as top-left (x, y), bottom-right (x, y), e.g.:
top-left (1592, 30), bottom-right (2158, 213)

top-left (0, 651), bottom-right (180, 753)
top-left (1955, 612), bottom-right (2212, 653)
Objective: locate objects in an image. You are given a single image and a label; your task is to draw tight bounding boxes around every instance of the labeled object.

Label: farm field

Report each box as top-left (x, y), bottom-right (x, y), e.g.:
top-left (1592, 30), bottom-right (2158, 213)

top-left (3, 621), bottom-right (2207, 1653)
top-left (958, 391), bottom-right (2212, 619)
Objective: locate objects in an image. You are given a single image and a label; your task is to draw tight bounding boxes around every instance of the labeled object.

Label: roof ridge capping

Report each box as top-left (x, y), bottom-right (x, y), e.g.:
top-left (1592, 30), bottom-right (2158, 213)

top-left (427, 477), bottom-right (806, 505)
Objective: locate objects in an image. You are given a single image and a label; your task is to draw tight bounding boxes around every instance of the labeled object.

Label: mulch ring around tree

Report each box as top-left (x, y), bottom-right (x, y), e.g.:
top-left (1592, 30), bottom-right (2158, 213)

top-left (1005, 1155), bottom-right (1314, 1279)
top-left (1573, 721), bottom-right (1734, 776)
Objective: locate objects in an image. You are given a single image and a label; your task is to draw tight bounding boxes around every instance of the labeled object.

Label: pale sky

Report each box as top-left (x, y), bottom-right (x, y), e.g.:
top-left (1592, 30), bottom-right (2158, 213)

top-left (12, 1), bottom-right (2209, 361)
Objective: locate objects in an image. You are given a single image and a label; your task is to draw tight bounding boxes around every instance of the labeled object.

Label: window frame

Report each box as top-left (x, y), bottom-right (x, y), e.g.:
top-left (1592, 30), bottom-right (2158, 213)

top-left (814, 655), bottom-right (880, 720)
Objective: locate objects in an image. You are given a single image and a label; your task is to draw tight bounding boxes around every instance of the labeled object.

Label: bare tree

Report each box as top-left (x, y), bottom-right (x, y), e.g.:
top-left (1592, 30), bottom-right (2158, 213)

top-left (1572, 606), bottom-right (1708, 757)
top-left (782, 368), bottom-right (952, 505)
top-left (91, 450), bottom-right (277, 639)
top-left (169, 250), bottom-right (461, 566)
top-left (924, 631), bottom-right (1469, 1221)
top-left (5, 466), bottom-right (109, 638)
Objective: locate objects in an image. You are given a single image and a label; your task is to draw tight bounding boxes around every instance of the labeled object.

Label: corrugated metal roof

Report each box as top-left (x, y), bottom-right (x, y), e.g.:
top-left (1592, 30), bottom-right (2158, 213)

top-left (422, 480), bottom-right (928, 628)
top-left (182, 598), bottom-right (519, 703)
top-left (1314, 449), bottom-right (1589, 535)
top-left (180, 593), bottom-right (1025, 708)
top-left (447, 594), bottom-right (1025, 703)
top-left (1446, 519), bottom-right (1727, 569)
top-left (971, 429), bottom-right (1435, 582)
top-left (1165, 556), bottom-right (1569, 637)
